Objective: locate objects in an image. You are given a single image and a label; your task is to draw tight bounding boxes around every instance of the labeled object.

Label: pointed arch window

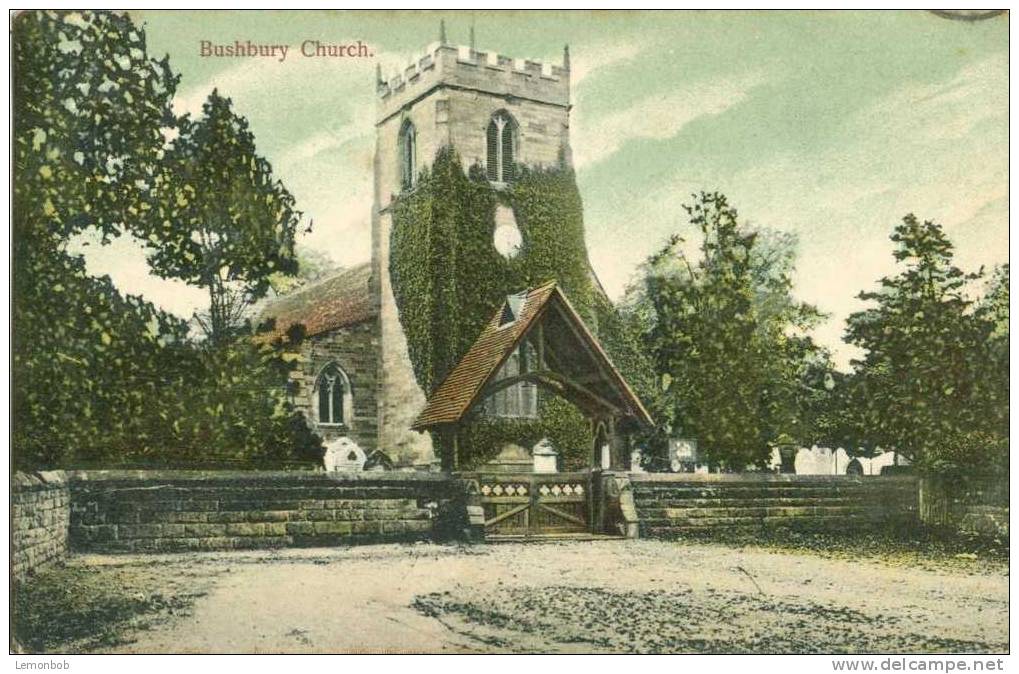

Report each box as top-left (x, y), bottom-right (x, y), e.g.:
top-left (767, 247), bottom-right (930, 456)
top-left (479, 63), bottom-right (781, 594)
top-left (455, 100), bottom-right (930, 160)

top-left (486, 111), bottom-right (517, 184)
top-left (316, 363), bottom-right (353, 426)
top-left (398, 120), bottom-right (417, 191)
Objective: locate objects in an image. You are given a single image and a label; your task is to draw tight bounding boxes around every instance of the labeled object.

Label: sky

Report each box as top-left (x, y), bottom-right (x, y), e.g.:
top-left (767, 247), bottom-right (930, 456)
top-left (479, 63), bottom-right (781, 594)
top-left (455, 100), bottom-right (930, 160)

top-left (73, 10), bottom-right (1009, 369)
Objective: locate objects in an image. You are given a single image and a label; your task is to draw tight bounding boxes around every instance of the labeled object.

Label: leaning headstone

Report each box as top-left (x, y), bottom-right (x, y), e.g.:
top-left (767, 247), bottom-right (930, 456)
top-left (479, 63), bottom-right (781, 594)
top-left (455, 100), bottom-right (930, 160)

top-left (322, 436), bottom-right (366, 472)
top-left (669, 438), bottom-right (697, 472)
top-left (363, 449), bottom-right (394, 472)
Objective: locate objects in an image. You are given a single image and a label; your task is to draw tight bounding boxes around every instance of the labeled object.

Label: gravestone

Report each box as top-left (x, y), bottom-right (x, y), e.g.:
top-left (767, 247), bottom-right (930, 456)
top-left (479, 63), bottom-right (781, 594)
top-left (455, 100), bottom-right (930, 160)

top-left (322, 436), bottom-right (366, 472)
top-left (532, 438), bottom-right (558, 473)
top-left (486, 443), bottom-right (533, 473)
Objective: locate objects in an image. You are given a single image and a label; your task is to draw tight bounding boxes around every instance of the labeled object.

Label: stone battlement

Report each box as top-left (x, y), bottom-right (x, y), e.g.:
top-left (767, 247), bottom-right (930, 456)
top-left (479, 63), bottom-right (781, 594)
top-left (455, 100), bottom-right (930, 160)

top-left (377, 44), bottom-right (570, 123)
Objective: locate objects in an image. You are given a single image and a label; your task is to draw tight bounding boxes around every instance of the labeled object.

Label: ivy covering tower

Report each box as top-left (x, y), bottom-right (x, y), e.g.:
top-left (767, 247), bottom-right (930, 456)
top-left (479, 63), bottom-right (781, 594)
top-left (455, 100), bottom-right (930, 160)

top-left (372, 32), bottom-right (592, 467)
top-left (260, 28), bottom-right (647, 470)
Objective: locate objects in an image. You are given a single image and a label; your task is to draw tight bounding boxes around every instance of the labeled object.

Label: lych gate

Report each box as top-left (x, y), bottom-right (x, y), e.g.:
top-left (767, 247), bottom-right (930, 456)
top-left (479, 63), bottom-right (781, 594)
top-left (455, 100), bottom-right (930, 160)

top-left (412, 281), bottom-right (653, 538)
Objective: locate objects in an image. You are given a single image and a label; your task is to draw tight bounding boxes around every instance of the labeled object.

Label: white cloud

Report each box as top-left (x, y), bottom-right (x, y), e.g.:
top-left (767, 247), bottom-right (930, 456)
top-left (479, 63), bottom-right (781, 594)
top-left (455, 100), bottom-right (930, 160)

top-left (570, 41), bottom-right (642, 90)
top-left (173, 59), bottom-right (267, 117)
top-left (298, 204), bottom-right (373, 269)
top-left (572, 71), bottom-right (766, 168)
top-left (848, 54), bottom-right (1007, 144)
top-left (276, 124), bottom-right (371, 173)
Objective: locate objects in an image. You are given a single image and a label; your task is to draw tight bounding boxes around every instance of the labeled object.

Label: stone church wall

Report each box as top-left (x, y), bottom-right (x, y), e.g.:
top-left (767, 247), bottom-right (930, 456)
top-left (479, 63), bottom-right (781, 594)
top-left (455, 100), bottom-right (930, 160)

top-left (291, 320), bottom-right (380, 453)
top-left (444, 88), bottom-right (568, 173)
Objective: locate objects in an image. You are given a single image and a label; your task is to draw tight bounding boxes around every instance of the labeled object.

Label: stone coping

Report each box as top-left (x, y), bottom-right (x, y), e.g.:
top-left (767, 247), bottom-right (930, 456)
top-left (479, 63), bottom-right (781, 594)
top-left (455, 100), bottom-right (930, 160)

top-left (12, 470), bottom-right (69, 489)
top-left (14, 469), bottom-right (919, 487)
top-left (627, 472), bottom-right (917, 484)
top-left (16, 469), bottom-right (452, 486)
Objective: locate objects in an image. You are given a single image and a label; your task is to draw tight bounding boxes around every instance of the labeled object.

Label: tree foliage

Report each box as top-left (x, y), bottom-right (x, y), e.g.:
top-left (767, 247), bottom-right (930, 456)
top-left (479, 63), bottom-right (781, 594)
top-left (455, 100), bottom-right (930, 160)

top-left (12, 10), bottom-right (319, 470)
top-left (269, 245), bottom-right (341, 296)
top-left (843, 215), bottom-right (1007, 473)
top-left (626, 192), bottom-right (833, 469)
top-left (13, 10), bottom-right (182, 468)
top-left (140, 90), bottom-right (302, 343)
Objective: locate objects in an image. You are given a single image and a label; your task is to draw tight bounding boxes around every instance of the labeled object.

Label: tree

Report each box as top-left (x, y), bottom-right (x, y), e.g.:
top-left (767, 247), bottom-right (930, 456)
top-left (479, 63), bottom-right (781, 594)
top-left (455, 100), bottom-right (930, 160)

top-left (142, 89), bottom-right (302, 343)
top-left (140, 338), bottom-right (323, 466)
top-left (747, 229), bottom-right (833, 447)
top-left (12, 10), bottom-right (185, 467)
top-left (12, 11), bottom-right (320, 469)
top-left (843, 214), bottom-right (997, 470)
top-left (974, 264), bottom-right (1009, 443)
top-left (628, 192), bottom-right (830, 469)
top-left (269, 245), bottom-right (341, 296)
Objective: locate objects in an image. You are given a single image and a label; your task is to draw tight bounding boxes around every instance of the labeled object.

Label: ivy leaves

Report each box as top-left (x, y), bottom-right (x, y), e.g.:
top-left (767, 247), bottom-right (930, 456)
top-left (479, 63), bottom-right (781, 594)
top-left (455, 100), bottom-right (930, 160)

top-left (390, 148), bottom-right (500, 395)
top-left (390, 149), bottom-right (598, 468)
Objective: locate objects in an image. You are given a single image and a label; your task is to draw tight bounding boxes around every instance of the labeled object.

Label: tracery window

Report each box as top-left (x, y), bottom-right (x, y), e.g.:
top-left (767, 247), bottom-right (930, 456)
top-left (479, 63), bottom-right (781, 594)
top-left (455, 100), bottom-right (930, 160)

top-left (316, 363), bottom-right (351, 426)
top-left (485, 111), bottom-right (517, 184)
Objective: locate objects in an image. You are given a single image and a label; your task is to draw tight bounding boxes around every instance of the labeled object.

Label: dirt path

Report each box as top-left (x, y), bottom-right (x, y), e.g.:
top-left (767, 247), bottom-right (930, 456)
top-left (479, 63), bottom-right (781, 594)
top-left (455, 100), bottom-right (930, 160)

top-left (87, 540), bottom-right (1007, 654)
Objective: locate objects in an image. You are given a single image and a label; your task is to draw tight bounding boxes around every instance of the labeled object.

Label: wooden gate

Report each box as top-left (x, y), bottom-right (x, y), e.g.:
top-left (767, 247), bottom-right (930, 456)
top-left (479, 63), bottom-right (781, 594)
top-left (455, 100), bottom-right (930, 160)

top-left (473, 471), bottom-right (592, 537)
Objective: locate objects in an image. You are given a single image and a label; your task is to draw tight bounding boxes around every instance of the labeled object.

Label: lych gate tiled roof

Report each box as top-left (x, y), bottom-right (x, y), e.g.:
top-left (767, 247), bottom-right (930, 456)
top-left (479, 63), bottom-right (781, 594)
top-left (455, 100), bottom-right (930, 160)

top-left (257, 262), bottom-right (375, 341)
top-left (412, 281), bottom-right (652, 430)
top-left (412, 282), bottom-right (557, 429)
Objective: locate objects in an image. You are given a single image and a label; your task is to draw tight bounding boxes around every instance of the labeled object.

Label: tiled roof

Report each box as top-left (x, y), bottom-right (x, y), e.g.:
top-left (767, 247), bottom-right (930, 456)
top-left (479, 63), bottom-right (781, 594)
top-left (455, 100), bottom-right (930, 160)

top-left (412, 281), bottom-right (652, 429)
top-left (257, 262), bottom-right (375, 341)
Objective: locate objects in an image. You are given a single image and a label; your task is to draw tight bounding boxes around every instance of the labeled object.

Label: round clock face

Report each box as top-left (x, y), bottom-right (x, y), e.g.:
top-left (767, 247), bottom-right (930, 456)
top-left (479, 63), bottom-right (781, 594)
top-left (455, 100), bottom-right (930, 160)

top-left (494, 222), bottom-right (523, 258)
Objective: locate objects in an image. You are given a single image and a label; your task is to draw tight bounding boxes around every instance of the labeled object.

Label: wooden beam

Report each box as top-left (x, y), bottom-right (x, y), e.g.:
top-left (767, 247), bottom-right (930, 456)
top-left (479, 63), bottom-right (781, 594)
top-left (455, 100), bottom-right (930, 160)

top-left (485, 502), bottom-right (530, 527)
top-left (478, 370), bottom-right (622, 416)
top-left (536, 321), bottom-right (546, 370)
top-left (537, 503), bottom-right (586, 526)
top-left (549, 302), bottom-right (617, 391)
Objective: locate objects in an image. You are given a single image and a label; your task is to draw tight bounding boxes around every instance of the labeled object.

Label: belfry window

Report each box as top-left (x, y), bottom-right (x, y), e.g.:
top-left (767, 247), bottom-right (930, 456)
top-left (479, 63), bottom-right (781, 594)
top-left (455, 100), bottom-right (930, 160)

top-left (486, 111), bottom-right (517, 184)
top-left (316, 363), bottom-right (352, 426)
top-left (398, 120), bottom-right (417, 191)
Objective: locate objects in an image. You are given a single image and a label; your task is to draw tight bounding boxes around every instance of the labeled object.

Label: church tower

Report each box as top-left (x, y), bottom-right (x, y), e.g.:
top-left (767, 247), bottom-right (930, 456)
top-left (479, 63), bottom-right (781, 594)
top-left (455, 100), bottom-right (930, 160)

top-left (371, 26), bottom-right (572, 467)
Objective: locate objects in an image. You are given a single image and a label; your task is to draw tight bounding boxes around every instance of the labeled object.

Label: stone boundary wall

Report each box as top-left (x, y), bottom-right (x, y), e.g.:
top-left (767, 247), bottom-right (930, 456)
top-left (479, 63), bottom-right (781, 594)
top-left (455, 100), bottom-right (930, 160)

top-left (630, 473), bottom-right (919, 537)
top-left (919, 476), bottom-right (1009, 540)
top-left (68, 470), bottom-right (462, 553)
top-left (12, 471), bottom-right (71, 579)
